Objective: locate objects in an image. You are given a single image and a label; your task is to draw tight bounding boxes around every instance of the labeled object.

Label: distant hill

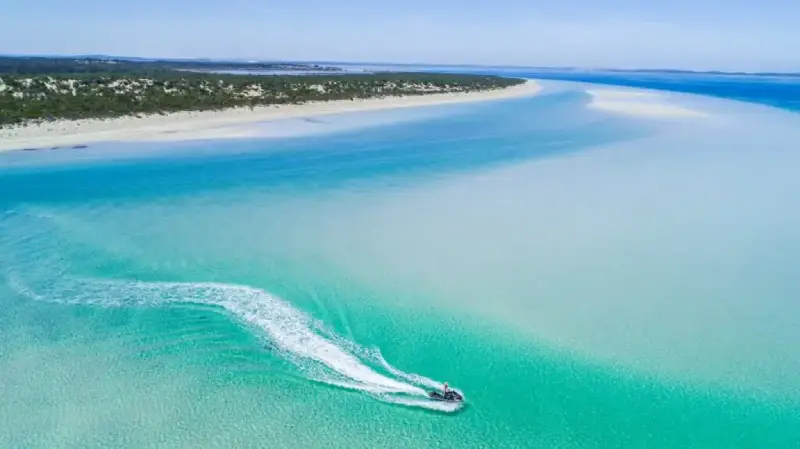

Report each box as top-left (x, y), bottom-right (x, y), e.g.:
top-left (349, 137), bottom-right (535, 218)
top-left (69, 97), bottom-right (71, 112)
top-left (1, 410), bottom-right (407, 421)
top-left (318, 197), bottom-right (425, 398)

top-left (0, 55), bottom-right (344, 75)
top-left (2, 55), bottom-right (797, 78)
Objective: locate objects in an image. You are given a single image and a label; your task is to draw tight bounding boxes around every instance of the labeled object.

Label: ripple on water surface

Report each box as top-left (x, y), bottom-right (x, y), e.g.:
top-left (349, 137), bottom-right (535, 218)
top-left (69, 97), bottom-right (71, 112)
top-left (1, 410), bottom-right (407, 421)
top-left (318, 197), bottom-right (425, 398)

top-left (2, 84), bottom-right (800, 448)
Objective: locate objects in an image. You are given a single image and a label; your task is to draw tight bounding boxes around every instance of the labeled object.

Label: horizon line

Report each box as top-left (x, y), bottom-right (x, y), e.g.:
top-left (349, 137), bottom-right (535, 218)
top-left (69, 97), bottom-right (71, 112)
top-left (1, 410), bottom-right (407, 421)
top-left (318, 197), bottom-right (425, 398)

top-left (1, 52), bottom-right (799, 77)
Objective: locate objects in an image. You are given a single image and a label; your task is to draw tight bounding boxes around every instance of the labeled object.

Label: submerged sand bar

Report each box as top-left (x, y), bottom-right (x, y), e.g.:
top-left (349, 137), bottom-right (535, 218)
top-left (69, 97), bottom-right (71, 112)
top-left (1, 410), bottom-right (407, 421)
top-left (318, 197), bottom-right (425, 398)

top-left (0, 80), bottom-right (540, 152)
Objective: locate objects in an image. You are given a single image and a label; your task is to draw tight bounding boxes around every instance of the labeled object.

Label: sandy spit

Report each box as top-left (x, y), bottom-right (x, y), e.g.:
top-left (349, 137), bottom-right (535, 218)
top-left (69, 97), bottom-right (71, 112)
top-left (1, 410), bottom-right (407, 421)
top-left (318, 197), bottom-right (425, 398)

top-left (0, 80), bottom-right (541, 152)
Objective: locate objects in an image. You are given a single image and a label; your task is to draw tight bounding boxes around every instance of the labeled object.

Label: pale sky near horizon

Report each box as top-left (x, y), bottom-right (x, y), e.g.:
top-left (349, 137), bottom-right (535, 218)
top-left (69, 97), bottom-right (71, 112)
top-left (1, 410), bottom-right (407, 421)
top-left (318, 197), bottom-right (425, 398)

top-left (1, 0), bottom-right (798, 72)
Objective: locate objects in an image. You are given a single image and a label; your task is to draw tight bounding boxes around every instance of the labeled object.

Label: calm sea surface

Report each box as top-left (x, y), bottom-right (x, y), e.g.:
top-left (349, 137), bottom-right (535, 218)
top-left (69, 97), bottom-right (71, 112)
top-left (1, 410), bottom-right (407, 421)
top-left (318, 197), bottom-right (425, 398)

top-left (2, 76), bottom-right (799, 448)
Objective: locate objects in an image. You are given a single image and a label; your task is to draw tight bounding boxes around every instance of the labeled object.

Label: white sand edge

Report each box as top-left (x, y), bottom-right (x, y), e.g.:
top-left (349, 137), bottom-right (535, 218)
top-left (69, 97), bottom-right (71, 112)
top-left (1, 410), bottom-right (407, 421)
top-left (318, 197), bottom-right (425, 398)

top-left (0, 80), bottom-right (541, 152)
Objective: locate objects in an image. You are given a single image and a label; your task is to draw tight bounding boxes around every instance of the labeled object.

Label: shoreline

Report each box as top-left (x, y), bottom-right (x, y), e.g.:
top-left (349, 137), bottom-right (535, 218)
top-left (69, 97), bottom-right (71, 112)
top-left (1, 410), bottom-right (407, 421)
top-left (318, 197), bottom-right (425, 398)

top-left (0, 80), bottom-right (540, 153)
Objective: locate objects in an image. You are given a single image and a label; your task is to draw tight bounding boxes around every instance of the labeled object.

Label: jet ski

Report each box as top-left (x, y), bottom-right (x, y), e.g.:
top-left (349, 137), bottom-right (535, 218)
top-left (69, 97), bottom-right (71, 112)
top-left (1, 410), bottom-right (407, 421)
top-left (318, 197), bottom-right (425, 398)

top-left (428, 389), bottom-right (463, 402)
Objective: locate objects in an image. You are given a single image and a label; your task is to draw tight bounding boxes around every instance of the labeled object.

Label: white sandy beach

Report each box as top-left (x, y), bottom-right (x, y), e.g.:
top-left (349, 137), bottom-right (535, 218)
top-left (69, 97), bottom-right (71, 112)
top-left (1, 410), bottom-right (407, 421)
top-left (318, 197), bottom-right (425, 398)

top-left (0, 80), bottom-right (541, 152)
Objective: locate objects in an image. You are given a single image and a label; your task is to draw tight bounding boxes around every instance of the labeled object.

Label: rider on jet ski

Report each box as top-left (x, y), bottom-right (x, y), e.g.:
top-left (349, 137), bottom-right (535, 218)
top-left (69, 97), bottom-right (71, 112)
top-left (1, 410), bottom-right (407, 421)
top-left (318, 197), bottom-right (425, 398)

top-left (428, 381), bottom-right (462, 402)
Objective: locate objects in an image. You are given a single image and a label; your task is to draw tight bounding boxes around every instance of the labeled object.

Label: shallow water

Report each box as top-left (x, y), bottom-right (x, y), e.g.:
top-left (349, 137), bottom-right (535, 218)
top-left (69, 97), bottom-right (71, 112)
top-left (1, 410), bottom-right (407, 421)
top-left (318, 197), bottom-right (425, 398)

top-left (1, 80), bottom-right (799, 448)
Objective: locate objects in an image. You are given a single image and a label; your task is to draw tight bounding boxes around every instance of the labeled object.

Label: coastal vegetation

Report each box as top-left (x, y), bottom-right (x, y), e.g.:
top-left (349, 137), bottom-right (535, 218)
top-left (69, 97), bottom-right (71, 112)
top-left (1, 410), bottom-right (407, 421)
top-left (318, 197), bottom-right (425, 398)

top-left (0, 57), bottom-right (524, 126)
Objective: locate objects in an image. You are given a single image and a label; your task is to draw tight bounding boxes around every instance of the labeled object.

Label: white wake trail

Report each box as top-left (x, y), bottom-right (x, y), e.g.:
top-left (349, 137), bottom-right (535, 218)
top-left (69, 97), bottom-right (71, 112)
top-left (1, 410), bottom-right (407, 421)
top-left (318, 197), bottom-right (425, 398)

top-left (1, 209), bottom-right (462, 412)
top-left (8, 275), bottom-right (461, 412)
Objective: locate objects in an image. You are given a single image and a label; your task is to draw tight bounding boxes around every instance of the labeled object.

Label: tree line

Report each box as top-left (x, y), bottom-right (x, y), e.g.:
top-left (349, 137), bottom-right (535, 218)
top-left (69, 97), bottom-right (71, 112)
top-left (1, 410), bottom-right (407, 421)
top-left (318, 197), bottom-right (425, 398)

top-left (0, 71), bottom-right (525, 126)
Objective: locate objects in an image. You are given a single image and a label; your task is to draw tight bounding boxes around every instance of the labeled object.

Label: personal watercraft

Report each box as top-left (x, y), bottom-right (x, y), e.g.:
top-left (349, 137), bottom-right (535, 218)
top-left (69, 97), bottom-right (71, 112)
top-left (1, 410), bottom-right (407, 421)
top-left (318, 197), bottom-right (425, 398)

top-left (428, 389), bottom-right (463, 402)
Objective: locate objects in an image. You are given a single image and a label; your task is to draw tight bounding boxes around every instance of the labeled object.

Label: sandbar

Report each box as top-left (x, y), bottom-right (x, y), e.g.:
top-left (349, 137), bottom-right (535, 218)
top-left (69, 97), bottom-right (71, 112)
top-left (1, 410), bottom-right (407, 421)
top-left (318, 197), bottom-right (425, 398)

top-left (586, 88), bottom-right (707, 118)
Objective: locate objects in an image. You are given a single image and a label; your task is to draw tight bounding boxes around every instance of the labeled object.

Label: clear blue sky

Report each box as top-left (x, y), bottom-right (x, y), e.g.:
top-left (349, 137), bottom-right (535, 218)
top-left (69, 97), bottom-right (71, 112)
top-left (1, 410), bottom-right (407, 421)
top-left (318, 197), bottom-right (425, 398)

top-left (1, 0), bottom-right (797, 72)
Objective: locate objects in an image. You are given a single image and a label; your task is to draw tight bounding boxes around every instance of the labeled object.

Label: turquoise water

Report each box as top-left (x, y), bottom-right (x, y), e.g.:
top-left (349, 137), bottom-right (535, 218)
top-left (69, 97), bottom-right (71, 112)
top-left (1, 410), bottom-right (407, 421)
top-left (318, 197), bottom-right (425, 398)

top-left (2, 81), bottom-right (800, 448)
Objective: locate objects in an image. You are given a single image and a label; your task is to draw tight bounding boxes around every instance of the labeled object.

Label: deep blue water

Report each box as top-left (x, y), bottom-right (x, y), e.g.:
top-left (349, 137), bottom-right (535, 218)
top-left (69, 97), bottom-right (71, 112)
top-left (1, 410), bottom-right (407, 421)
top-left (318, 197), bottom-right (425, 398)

top-left (0, 90), bottom-right (650, 206)
top-left (512, 70), bottom-right (800, 112)
top-left (372, 65), bottom-right (800, 112)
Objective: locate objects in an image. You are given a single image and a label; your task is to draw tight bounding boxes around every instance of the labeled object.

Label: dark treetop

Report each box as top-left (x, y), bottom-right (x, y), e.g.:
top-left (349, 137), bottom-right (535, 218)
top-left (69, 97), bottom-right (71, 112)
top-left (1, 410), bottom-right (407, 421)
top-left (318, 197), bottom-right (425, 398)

top-left (0, 56), bottom-right (525, 126)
